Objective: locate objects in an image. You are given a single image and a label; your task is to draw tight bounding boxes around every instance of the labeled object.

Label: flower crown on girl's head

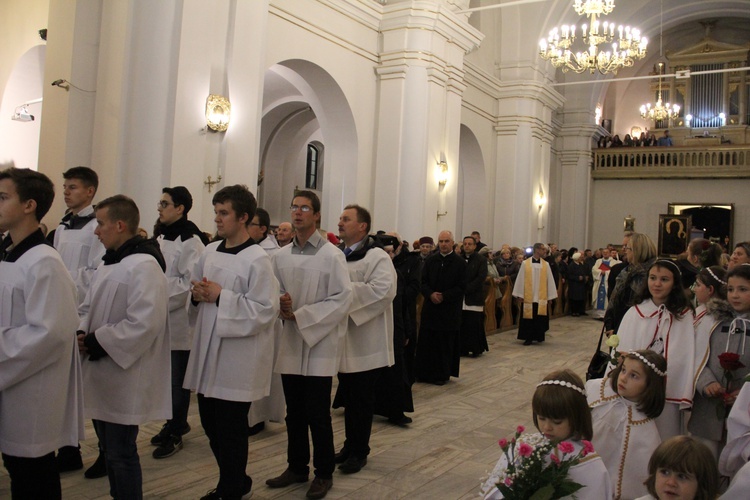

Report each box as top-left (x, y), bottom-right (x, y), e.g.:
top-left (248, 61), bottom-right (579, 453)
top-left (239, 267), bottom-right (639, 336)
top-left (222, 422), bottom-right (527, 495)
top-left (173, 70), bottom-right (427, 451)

top-left (630, 351), bottom-right (667, 377)
top-left (706, 267), bottom-right (727, 285)
top-left (536, 380), bottom-right (586, 396)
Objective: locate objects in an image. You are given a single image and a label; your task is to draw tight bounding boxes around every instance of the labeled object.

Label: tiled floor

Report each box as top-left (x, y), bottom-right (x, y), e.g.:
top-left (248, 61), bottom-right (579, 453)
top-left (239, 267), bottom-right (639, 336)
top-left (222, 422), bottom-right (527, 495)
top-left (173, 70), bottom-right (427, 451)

top-left (0, 314), bottom-right (603, 499)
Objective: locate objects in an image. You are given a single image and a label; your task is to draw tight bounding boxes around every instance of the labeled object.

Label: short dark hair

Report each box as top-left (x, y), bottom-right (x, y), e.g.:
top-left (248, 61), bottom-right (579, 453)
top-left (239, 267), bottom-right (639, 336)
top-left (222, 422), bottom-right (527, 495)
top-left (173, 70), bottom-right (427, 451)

top-left (645, 436), bottom-right (719, 500)
top-left (344, 204), bottom-right (371, 234)
top-left (0, 167), bottom-right (55, 222)
top-left (255, 207), bottom-right (270, 237)
top-left (532, 369), bottom-right (592, 441)
top-left (212, 185), bottom-right (256, 225)
top-left (634, 260), bottom-right (692, 316)
top-left (608, 350), bottom-right (666, 419)
top-left (727, 262), bottom-right (750, 282)
top-left (533, 242), bottom-right (545, 251)
top-left (63, 166), bottom-right (99, 191)
top-left (96, 194), bottom-right (140, 234)
top-left (162, 186), bottom-right (193, 214)
top-left (471, 231), bottom-right (481, 237)
top-left (293, 190), bottom-right (321, 214)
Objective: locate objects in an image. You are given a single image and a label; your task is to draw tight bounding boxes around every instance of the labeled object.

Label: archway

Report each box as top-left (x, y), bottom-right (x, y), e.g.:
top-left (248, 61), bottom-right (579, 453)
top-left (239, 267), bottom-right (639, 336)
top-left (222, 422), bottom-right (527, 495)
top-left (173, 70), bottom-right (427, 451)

top-left (456, 124), bottom-right (487, 241)
top-left (259, 60), bottom-right (357, 231)
top-left (0, 45), bottom-right (45, 169)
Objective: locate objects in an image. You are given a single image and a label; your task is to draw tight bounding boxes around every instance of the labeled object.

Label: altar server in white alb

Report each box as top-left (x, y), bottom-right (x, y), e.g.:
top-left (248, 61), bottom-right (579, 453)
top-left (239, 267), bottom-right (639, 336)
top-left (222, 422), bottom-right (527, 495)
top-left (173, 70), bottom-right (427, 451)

top-left (245, 206), bottom-right (285, 437)
top-left (48, 166), bottom-right (105, 304)
top-left (265, 191), bottom-right (352, 500)
top-left (78, 195), bottom-right (170, 500)
top-left (333, 204), bottom-right (397, 475)
top-left (185, 185), bottom-right (279, 500)
top-left (0, 167), bottom-right (84, 499)
top-left (148, 186), bottom-right (209, 459)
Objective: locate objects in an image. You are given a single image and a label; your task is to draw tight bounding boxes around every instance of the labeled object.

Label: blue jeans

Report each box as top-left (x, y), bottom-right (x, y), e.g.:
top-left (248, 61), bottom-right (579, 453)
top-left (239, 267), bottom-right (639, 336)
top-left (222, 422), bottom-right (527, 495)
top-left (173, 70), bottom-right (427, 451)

top-left (93, 420), bottom-right (142, 500)
top-left (169, 350), bottom-right (191, 433)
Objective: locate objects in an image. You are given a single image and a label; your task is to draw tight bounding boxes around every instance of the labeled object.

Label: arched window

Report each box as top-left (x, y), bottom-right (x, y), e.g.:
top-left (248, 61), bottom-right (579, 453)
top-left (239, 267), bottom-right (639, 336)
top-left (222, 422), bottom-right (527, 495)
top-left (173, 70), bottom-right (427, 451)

top-left (306, 143), bottom-right (319, 190)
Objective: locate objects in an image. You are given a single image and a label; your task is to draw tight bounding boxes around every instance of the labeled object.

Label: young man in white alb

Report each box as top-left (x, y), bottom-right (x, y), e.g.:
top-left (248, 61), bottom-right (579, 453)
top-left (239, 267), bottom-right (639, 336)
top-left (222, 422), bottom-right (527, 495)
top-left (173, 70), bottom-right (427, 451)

top-left (0, 168), bottom-right (84, 498)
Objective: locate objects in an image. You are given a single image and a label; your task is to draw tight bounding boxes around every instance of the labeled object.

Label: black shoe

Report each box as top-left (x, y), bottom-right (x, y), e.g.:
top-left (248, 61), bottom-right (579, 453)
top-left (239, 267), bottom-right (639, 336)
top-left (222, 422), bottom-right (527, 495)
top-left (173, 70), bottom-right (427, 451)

top-left (434, 380), bottom-right (446, 386)
top-left (201, 477), bottom-right (252, 499)
top-left (150, 422), bottom-right (191, 446)
top-left (334, 448), bottom-right (349, 464)
top-left (248, 421), bottom-right (265, 436)
top-left (56, 445), bottom-right (83, 472)
top-left (266, 468), bottom-right (308, 488)
top-left (523, 340), bottom-right (532, 346)
top-left (152, 435), bottom-right (183, 459)
top-left (387, 415), bottom-right (413, 427)
top-left (338, 455), bottom-right (367, 474)
top-left (84, 452), bottom-right (107, 479)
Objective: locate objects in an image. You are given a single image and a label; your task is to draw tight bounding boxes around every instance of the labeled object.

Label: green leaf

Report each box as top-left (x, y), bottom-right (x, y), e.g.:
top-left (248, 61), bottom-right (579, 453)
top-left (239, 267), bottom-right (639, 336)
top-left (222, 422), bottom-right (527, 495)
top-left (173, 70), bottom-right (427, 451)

top-left (529, 485), bottom-right (555, 500)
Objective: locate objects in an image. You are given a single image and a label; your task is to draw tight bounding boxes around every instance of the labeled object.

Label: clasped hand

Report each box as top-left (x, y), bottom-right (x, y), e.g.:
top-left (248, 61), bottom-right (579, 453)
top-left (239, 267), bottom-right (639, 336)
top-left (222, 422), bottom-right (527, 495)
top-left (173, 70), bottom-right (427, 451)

top-left (191, 277), bottom-right (222, 303)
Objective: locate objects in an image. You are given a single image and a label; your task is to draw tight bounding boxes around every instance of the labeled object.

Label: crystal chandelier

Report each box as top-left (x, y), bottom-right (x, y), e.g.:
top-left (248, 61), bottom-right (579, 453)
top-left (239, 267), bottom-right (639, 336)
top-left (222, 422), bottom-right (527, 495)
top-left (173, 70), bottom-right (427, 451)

top-left (640, 63), bottom-right (680, 121)
top-left (539, 1), bottom-right (648, 75)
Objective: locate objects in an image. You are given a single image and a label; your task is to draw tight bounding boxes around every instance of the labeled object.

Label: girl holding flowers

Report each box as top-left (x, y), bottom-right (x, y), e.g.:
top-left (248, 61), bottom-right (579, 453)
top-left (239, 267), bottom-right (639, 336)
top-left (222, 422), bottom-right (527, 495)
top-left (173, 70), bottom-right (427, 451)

top-left (612, 260), bottom-right (695, 440)
top-left (690, 264), bottom-right (750, 459)
top-left (587, 350), bottom-right (667, 499)
top-left (481, 369), bottom-right (611, 499)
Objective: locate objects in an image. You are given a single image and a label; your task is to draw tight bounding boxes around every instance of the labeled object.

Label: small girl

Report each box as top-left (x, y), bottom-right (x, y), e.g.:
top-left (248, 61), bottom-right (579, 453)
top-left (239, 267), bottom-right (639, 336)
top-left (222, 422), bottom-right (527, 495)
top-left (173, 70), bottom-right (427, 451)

top-left (636, 436), bottom-right (719, 500)
top-left (690, 264), bottom-right (750, 459)
top-left (481, 369), bottom-right (612, 499)
top-left (613, 259), bottom-right (695, 439)
top-left (587, 350), bottom-right (667, 500)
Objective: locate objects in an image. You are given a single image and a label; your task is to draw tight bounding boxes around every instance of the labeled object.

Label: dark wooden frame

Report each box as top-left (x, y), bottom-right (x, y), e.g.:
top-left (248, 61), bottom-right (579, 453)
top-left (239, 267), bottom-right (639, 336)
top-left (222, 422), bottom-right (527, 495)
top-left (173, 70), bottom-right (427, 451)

top-left (658, 214), bottom-right (692, 257)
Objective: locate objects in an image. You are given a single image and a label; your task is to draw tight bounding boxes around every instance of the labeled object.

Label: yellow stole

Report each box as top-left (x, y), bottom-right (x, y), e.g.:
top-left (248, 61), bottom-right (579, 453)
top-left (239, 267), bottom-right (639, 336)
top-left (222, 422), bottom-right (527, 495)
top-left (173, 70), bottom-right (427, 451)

top-left (523, 258), bottom-right (549, 319)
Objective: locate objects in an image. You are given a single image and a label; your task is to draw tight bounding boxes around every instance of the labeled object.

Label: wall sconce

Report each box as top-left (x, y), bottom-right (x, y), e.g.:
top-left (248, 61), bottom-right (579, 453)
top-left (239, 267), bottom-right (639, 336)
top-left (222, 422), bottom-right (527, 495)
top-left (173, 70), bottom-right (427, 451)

top-left (206, 94), bottom-right (231, 132)
top-left (437, 160), bottom-right (448, 187)
top-left (630, 126), bottom-right (642, 138)
top-left (535, 188), bottom-right (547, 210)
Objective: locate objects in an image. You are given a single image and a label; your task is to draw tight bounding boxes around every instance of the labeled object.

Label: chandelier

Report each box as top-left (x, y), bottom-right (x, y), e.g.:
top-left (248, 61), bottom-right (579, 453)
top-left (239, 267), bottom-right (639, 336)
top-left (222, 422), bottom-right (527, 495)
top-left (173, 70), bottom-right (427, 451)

top-left (539, 0), bottom-right (648, 75)
top-left (640, 63), bottom-right (680, 121)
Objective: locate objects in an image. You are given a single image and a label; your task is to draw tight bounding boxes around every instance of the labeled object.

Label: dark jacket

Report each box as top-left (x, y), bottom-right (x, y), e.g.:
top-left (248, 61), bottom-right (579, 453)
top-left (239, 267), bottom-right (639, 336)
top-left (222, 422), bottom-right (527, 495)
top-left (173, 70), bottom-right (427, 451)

top-left (419, 251), bottom-right (466, 331)
top-left (566, 261), bottom-right (589, 301)
top-left (604, 258), bottom-right (656, 333)
top-left (462, 251), bottom-right (488, 307)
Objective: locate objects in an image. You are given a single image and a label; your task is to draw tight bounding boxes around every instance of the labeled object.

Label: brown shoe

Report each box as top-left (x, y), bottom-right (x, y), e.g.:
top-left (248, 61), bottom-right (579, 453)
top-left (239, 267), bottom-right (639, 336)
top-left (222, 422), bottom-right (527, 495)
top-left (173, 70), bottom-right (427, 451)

top-left (265, 468), bottom-right (308, 488)
top-left (306, 477), bottom-right (332, 499)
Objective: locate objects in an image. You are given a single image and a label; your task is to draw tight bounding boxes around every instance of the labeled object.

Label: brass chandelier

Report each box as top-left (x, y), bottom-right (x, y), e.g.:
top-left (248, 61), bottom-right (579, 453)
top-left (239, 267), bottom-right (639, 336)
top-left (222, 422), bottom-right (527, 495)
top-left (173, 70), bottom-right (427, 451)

top-left (640, 63), bottom-right (680, 122)
top-left (539, 0), bottom-right (648, 75)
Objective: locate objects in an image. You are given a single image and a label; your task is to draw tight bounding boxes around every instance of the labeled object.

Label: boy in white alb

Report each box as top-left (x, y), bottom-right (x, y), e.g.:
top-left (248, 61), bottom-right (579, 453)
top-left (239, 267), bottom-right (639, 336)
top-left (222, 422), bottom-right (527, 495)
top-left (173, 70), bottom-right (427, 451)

top-left (78, 195), bottom-right (171, 499)
top-left (185, 185), bottom-right (279, 500)
top-left (0, 167), bottom-right (84, 499)
top-left (149, 186), bottom-right (208, 459)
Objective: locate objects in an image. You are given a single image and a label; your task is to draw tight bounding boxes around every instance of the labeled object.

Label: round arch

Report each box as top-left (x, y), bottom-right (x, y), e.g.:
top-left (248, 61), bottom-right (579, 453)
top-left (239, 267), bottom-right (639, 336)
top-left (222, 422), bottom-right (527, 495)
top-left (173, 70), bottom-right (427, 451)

top-left (457, 124), bottom-right (487, 241)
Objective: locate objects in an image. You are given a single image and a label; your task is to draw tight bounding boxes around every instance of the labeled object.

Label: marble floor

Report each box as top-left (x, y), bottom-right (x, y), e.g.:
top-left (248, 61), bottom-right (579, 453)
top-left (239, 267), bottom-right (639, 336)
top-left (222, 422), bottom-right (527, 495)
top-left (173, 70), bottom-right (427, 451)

top-left (0, 314), bottom-right (604, 499)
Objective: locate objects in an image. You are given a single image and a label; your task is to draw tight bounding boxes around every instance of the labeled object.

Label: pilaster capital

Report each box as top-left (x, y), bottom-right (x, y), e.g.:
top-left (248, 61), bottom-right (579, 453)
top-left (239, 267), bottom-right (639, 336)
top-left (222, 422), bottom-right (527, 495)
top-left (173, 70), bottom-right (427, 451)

top-left (497, 81), bottom-right (565, 111)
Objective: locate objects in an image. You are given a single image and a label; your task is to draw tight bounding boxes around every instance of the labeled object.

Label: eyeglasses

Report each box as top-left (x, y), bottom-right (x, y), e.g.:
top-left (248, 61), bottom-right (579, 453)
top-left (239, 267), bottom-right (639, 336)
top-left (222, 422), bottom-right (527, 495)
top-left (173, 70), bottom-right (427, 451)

top-left (622, 246), bottom-right (632, 251)
top-left (290, 205), bottom-right (313, 213)
top-left (157, 201), bottom-right (174, 209)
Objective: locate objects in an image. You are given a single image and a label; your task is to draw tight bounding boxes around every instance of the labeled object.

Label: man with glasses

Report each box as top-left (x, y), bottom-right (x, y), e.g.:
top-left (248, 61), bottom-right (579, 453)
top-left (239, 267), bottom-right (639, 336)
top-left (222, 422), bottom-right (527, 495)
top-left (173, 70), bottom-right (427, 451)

top-left (149, 187), bottom-right (208, 459)
top-left (248, 207), bottom-right (280, 257)
top-left (266, 192), bottom-right (352, 499)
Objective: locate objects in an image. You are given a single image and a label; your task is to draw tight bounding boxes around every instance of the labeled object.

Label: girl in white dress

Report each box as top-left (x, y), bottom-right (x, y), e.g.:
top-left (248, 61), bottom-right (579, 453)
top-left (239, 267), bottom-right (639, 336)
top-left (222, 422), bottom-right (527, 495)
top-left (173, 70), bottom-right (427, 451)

top-left (481, 369), bottom-right (612, 500)
top-left (587, 350), bottom-right (667, 499)
top-left (614, 260), bottom-right (695, 439)
top-left (636, 436), bottom-right (719, 500)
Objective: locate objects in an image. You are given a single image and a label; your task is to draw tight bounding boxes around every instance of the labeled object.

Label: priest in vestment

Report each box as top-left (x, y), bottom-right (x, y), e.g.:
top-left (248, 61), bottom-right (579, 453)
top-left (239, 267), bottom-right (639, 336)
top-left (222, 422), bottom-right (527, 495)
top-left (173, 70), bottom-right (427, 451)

top-left (512, 243), bottom-right (557, 345)
top-left (591, 248), bottom-right (620, 319)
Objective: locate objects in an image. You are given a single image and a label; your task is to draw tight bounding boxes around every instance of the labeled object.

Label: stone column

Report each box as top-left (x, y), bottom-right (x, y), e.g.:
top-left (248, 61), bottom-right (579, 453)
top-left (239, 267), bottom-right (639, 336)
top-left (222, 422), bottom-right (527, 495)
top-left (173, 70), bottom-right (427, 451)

top-left (372, 0), bottom-right (482, 240)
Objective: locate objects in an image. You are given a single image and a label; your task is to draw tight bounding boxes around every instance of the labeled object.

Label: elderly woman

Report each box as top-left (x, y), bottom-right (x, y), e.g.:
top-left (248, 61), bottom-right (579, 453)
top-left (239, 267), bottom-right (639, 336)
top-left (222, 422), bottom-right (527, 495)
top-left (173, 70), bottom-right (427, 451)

top-left (604, 232), bottom-right (658, 335)
top-left (494, 247), bottom-right (519, 284)
top-left (729, 241), bottom-right (750, 270)
top-left (567, 252), bottom-right (589, 317)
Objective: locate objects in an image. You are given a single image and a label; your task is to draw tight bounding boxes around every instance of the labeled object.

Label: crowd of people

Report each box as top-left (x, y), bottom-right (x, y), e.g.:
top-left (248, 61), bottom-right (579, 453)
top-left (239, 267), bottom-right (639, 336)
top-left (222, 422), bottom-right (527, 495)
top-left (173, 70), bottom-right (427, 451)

top-left (2, 163), bottom-right (750, 499)
top-left (597, 129), bottom-right (674, 148)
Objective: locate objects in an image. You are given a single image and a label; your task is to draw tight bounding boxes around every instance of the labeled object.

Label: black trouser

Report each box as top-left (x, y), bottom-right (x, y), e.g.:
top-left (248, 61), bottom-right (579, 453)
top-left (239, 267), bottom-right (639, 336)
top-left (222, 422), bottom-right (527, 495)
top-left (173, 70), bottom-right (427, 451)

top-left (93, 419), bottom-right (142, 500)
top-left (168, 350), bottom-right (191, 433)
top-left (337, 369), bottom-right (380, 459)
top-left (197, 394), bottom-right (252, 498)
top-left (281, 374), bottom-right (335, 479)
top-left (2, 452), bottom-right (60, 500)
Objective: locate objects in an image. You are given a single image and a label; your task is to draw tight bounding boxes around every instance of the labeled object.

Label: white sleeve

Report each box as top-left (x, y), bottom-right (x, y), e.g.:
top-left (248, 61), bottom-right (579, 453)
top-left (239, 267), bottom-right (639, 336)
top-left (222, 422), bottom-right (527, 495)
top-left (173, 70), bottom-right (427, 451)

top-left (348, 251), bottom-right (397, 327)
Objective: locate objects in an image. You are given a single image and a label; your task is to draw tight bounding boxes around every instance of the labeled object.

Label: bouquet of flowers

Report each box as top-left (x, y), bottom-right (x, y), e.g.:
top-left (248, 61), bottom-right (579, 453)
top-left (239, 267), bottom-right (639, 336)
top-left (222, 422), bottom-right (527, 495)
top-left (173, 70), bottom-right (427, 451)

top-left (717, 352), bottom-right (746, 419)
top-left (492, 426), bottom-right (592, 500)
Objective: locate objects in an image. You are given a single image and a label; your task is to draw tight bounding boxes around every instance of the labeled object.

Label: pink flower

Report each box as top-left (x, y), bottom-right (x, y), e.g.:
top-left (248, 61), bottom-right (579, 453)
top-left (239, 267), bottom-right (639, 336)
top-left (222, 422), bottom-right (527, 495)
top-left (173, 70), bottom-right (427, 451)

top-left (550, 454), bottom-right (561, 465)
top-left (557, 441), bottom-right (575, 454)
top-left (504, 477), bottom-right (513, 486)
top-left (581, 440), bottom-right (594, 457)
top-left (516, 425), bottom-right (525, 434)
top-left (498, 438), bottom-right (509, 450)
top-left (518, 443), bottom-right (533, 457)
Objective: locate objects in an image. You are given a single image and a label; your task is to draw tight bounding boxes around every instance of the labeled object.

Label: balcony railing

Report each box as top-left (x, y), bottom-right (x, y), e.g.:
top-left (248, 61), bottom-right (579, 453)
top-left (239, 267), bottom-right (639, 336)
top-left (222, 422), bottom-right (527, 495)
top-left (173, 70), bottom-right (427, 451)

top-left (592, 145), bottom-right (750, 179)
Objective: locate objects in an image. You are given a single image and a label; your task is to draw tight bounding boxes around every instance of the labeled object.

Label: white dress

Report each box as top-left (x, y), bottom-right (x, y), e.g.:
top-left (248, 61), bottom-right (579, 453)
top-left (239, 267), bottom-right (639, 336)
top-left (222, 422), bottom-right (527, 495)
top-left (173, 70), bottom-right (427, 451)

top-left (79, 253), bottom-right (171, 425)
top-left (587, 377), bottom-right (660, 499)
top-left (480, 437), bottom-right (613, 500)
top-left (0, 242), bottom-right (84, 457)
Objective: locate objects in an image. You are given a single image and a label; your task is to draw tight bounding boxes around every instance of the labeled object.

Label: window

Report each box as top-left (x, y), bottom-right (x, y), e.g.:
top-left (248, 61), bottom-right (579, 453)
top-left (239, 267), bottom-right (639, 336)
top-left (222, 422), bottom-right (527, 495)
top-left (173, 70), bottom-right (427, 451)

top-left (305, 144), bottom-right (319, 190)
